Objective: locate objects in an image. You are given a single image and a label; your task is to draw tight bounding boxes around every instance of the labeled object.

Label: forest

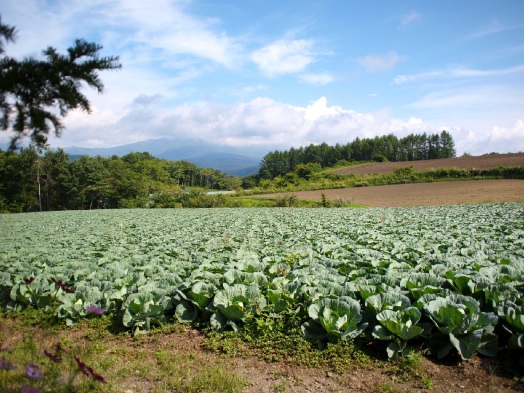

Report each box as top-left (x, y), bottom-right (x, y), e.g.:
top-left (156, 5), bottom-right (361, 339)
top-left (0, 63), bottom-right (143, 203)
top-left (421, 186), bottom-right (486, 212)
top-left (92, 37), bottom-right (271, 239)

top-left (257, 131), bottom-right (455, 179)
top-left (0, 131), bottom-right (459, 213)
top-left (0, 148), bottom-right (241, 212)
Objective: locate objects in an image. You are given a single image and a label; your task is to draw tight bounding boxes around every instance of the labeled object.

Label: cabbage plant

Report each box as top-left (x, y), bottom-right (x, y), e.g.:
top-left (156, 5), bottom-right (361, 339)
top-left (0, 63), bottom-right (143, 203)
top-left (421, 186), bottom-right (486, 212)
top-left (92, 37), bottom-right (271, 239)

top-left (301, 297), bottom-right (368, 349)
top-left (372, 307), bottom-right (426, 359)
top-left (423, 294), bottom-right (498, 359)
top-left (121, 292), bottom-right (173, 335)
top-left (210, 283), bottom-right (267, 331)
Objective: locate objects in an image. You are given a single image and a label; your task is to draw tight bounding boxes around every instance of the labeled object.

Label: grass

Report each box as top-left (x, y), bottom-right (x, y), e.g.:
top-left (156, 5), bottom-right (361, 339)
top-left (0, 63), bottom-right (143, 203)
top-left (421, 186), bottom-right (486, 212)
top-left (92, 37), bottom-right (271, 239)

top-left (2, 310), bottom-right (522, 392)
top-left (0, 313), bottom-right (246, 393)
top-left (0, 309), bottom-right (384, 392)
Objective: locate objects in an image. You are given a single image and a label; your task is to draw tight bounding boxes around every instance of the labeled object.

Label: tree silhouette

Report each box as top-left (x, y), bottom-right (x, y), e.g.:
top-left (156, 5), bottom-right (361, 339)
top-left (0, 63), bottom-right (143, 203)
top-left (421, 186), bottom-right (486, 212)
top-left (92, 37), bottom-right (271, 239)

top-left (0, 17), bottom-right (121, 149)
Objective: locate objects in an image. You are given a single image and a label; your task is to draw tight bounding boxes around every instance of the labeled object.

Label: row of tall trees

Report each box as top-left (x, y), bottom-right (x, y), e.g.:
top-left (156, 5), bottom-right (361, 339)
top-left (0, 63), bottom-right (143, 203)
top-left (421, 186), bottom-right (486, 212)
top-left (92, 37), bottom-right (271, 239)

top-left (259, 131), bottom-right (456, 179)
top-left (0, 147), bottom-right (240, 213)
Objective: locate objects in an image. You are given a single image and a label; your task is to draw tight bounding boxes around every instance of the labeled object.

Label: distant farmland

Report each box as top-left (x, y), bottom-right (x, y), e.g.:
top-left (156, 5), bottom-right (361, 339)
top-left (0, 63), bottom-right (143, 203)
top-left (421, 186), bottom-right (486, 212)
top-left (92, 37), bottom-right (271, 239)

top-left (257, 153), bottom-right (524, 207)
top-left (331, 152), bottom-right (524, 175)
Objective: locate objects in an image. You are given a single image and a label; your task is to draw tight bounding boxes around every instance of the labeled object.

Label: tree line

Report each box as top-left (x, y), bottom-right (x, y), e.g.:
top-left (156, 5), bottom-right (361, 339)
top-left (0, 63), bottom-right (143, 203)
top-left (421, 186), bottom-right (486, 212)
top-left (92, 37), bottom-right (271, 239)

top-left (258, 131), bottom-right (456, 179)
top-left (0, 147), bottom-right (241, 213)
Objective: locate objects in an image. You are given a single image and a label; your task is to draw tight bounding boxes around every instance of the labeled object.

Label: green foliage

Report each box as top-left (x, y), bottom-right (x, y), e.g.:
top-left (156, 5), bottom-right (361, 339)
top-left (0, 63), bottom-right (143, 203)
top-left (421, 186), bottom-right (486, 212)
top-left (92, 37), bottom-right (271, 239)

top-left (372, 154), bottom-right (389, 162)
top-left (274, 194), bottom-right (299, 207)
top-left (0, 148), bottom-right (239, 212)
top-left (302, 297), bottom-right (368, 348)
top-left (372, 308), bottom-right (425, 359)
top-left (0, 20), bottom-right (121, 149)
top-left (253, 164), bottom-right (524, 193)
top-left (258, 131), bottom-right (456, 180)
top-left (422, 294), bottom-right (499, 359)
top-left (205, 309), bottom-right (374, 372)
top-left (499, 302), bottom-right (524, 350)
top-left (1, 204), bottom-right (523, 362)
top-left (294, 162), bottom-right (322, 180)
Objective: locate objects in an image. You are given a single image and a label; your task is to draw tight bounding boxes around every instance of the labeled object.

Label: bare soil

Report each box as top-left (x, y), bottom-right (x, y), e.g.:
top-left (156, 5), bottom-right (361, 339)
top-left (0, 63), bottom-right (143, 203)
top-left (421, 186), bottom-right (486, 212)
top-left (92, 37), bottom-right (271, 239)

top-left (258, 153), bottom-right (524, 207)
top-left (262, 179), bottom-right (524, 207)
top-left (1, 317), bottom-right (522, 393)
top-left (331, 153), bottom-right (524, 176)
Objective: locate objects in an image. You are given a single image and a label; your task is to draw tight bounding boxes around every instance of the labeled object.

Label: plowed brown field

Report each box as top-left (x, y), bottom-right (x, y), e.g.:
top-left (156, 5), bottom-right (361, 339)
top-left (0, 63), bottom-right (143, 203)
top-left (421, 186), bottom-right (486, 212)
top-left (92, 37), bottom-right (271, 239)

top-left (258, 153), bottom-right (524, 207)
top-left (262, 180), bottom-right (524, 207)
top-left (332, 152), bottom-right (524, 175)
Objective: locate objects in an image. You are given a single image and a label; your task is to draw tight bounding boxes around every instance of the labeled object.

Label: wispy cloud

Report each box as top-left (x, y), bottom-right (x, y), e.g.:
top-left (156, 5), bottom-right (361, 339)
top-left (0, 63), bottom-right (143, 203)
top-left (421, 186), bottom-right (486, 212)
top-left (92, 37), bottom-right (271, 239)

top-left (394, 64), bottom-right (524, 84)
top-left (299, 72), bottom-right (334, 85)
top-left (227, 84), bottom-right (268, 97)
top-left (132, 94), bottom-right (164, 106)
top-left (467, 22), bottom-right (524, 40)
top-left (356, 51), bottom-right (404, 72)
top-left (401, 11), bottom-right (421, 27)
top-left (103, 0), bottom-right (242, 68)
top-left (251, 39), bottom-right (316, 77)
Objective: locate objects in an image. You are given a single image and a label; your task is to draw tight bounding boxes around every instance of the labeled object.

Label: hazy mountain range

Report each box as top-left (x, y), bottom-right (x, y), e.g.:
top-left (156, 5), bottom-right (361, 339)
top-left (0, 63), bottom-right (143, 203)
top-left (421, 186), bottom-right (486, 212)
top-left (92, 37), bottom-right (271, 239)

top-left (61, 138), bottom-right (265, 176)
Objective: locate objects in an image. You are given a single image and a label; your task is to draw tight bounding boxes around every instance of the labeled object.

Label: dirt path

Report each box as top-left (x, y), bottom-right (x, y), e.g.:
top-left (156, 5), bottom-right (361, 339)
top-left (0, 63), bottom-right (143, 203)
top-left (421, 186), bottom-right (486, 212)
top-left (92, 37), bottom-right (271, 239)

top-left (257, 179), bottom-right (524, 207)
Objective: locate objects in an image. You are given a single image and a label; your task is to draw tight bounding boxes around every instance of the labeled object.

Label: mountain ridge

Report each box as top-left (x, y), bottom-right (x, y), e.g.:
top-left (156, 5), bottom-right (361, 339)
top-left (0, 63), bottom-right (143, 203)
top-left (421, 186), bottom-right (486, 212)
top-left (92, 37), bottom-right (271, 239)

top-left (61, 138), bottom-right (264, 176)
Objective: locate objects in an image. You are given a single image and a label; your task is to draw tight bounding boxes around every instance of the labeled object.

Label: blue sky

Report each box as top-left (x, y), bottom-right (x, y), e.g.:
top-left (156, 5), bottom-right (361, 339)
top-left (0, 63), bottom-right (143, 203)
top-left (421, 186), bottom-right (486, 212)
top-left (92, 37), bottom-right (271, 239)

top-left (2, 0), bottom-right (524, 156)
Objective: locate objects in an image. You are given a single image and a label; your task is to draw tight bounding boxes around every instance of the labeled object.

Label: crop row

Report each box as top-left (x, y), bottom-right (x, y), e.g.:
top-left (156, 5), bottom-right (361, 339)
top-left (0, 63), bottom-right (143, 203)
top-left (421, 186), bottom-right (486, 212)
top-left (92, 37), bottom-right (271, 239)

top-left (0, 204), bottom-right (523, 360)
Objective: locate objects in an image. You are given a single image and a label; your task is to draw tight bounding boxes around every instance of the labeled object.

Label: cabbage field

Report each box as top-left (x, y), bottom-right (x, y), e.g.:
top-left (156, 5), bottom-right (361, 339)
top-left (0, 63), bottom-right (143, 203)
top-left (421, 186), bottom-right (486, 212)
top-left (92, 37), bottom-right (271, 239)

top-left (1, 204), bottom-right (523, 361)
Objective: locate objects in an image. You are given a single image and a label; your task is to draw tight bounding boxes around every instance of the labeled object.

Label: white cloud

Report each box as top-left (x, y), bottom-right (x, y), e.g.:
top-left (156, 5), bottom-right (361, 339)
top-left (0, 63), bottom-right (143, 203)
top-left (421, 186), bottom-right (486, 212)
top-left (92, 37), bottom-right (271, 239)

top-left (227, 84), bottom-right (268, 97)
top-left (303, 97), bottom-right (342, 121)
top-left (6, 94), bottom-right (521, 157)
top-left (45, 96), bottom-right (435, 149)
top-left (132, 94), bottom-right (164, 106)
top-left (455, 120), bottom-right (524, 155)
top-left (401, 11), bottom-right (421, 27)
top-left (299, 72), bottom-right (334, 85)
top-left (394, 64), bottom-right (524, 84)
top-left (490, 119), bottom-right (524, 145)
top-left (3, 0), bottom-right (242, 68)
top-left (466, 22), bottom-right (524, 40)
top-left (251, 39), bottom-right (316, 77)
top-left (406, 84), bottom-right (524, 113)
top-left (103, 0), bottom-right (242, 68)
top-left (356, 51), bottom-right (404, 72)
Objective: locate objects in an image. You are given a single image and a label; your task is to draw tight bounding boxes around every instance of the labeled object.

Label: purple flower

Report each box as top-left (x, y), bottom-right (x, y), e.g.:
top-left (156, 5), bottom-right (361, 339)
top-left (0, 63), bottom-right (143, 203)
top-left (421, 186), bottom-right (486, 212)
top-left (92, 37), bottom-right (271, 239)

top-left (86, 305), bottom-right (105, 315)
top-left (0, 345), bottom-right (12, 352)
top-left (25, 364), bottom-right (43, 380)
top-left (92, 371), bottom-right (106, 383)
top-left (44, 348), bottom-right (62, 363)
top-left (22, 276), bottom-right (35, 285)
top-left (0, 358), bottom-right (16, 370)
top-left (21, 386), bottom-right (41, 393)
top-left (51, 278), bottom-right (75, 294)
top-left (75, 356), bottom-right (93, 377)
top-left (74, 356), bottom-right (106, 383)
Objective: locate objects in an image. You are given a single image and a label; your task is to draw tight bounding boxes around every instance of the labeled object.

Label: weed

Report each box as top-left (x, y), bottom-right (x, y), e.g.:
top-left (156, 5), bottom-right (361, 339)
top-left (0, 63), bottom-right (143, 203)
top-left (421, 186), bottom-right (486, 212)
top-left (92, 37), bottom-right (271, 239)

top-left (422, 374), bottom-right (434, 389)
top-left (376, 382), bottom-right (403, 393)
top-left (386, 353), bottom-right (433, 389)
top-left (204, 310), bottom-right (377, 373)
top-left (187, 366), bottom-right (245, 393)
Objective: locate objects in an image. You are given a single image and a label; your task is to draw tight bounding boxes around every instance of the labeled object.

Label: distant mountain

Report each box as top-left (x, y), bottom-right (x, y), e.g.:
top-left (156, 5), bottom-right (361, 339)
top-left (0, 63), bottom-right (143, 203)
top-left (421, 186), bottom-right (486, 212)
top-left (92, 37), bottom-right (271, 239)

top-left (62, 138), bottom-right (264, 176)
top-left (168, 152), bottom-right (261, 176)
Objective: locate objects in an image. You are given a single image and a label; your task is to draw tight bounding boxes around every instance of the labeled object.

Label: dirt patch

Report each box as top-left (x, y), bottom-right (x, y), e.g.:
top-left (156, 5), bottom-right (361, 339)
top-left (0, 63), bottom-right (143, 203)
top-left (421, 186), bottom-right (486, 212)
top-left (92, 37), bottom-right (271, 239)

top-left (258, 179), bottom-right (524, 207)
top-left (1, 317), bottom-right (522, 393)
top-left (331, 153), bottom-right (524, 176)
